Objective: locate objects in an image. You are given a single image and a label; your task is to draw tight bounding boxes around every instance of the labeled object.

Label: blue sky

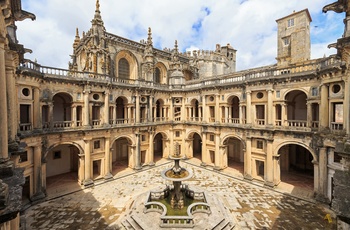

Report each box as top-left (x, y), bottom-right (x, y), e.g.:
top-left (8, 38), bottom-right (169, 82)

top-left (17, 0), bottom-right (344, 71)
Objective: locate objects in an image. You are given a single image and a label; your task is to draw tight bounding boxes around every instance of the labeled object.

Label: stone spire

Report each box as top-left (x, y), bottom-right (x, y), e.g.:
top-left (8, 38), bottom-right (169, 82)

top-left (171, 40), bottom-right (181, 70)
top-left (92, 0), bottom-right (103, 26)
top-left (144, 27), bottom-right (153, 59)
top-left (73, 28), bottom-right (80, 50)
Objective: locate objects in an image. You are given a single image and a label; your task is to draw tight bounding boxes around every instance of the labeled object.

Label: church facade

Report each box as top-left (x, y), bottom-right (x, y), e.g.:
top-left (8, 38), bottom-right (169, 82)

top-left (2, 0), bottom-right (350, 228)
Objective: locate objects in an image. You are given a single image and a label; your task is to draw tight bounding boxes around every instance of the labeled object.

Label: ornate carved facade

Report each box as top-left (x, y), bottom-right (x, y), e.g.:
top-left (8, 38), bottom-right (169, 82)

top-left (3, 0), bottom-right (350, 228)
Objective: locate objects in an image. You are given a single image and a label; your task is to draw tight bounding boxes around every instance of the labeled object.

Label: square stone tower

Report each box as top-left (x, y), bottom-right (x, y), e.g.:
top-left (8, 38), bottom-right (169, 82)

top-left (276, 9), bottom-right (312, 67)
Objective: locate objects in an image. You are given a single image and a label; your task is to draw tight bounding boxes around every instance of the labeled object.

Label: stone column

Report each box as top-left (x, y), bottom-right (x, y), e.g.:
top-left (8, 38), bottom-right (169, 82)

top-left (281, 103), bottom-right (287, 126)
top-left (84, 138), bottom-right (93, 186)
top-left (5, 63), bottom-right (17, 143)
top-left (215, 94), bottom-right (220, 123)
top-left (0, 43), bottom-right (8, 159)
top-left (344, 80), bottom-right (349, 135)
top-left (225, 106), bottom-right (229, 123)
top-left (273, 154), bottom-right (281, 185)
top-left (32, 145), bottom-right (45, 200)
top-left (48, 102), bottom-right (54, 129)
top-left (104, 91), bottom-right (109, 126)
top-left (244, 137), bottom-right (252, 180)
top-left (202, 95), bottom-right (207, 123)
top-left (319, 84), bottom-right (329, 129)
top-left (83, 90), bottom-right (90, 127)
top-left (246, 91), bottom-right (252, 125)
top-left (70, 105), bottom-right (76, 128)
top-left (198, 106), bottom-right (202, 121)
top-left (33, 88), bottom-right (41, 130)
top-left (306, 102), bottom-right (312, 127)
top-left (78, 154), bottom-right (85, 185)
top-left (149, 131), bottom-right (155, 165)
top-left (201, 132), bottom-right (207, 165)
top-left (136, 95), bottom-right (140, 123)
top-left (181, 97), bottom-right (185, 121)
top-left (135, 133), bottom-right (141, 170)
top-left (169, 97), bottom-right (174, 121)
top-left (104, 136), bottom-right (112, 179)
top-left (265, 139), bottom-right (274, 186)
top-left (267, 89), bottom-right (273, 126)
top-left (214, 132), bottom-right (221, 170)
top-left (318, 147), bottom-right (328, 200)
top-left (127, 106), bottom-right (131, 124)
top-left (149, 96), bottom-right (153, 122)
top-left (239, 105), bottom-right (243, 124)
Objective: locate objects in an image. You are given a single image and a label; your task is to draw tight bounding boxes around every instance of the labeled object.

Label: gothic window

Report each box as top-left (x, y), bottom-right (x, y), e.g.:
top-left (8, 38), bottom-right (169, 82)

top-left (118, 58), bottom-right (129, 79)
top-left (154, 67), bottom-right (161, 83)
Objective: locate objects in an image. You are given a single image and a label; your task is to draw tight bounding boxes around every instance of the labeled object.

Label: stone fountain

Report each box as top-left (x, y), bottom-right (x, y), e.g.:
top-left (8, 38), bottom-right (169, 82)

top-left (117, 142), bottom-right (237, 229)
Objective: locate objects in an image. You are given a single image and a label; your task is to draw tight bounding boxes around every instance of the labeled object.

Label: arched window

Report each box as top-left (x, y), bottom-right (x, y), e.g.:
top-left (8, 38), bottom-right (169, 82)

top-left (118, 58), bottom-right (129, 79)
top-left (154, 67), bottom-right (161, 83)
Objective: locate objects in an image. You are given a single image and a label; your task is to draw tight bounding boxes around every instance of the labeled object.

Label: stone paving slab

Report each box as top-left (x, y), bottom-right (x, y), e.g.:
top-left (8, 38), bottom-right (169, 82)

top-left (23, 162), bottom-right (336, 229)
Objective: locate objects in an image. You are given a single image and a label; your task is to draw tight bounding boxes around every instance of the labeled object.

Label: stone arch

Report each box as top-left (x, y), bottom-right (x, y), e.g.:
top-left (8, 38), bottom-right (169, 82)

top-left (221, 134), bottom-right (246, 149)
top-left (187, 131), bottom-right (202, 159)
top-left (153, 131), bottom-right (169, 160)
top-left (222, 135), bottom-right (245, 173)
top-left (274, 141), bottom-right (316, 191)
top-left (44, 141), bottom-right (84, 160)
top-left (275, 141), bottom-right (317, 162)
top-left (51, 91), bottom-right (73, 102)
top-left (154, 62), bottom-right (168, 84)
top-left (115, 50), bottom-right (139, 80)
top-left (110, 135), bottom-right (135, 173)
top-left (225, 93), bottom-right (241, 102)
top-left (282, 88), bottom-right (309, 100)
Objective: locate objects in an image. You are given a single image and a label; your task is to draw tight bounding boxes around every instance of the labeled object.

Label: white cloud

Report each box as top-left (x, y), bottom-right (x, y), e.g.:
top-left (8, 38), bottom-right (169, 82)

top-left (17, 0), bottom-right (344, 71)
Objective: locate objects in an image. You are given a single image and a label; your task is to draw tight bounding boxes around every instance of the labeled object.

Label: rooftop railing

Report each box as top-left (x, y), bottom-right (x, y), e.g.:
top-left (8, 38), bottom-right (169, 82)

top-left (19, 56), bottom-right (341, 91)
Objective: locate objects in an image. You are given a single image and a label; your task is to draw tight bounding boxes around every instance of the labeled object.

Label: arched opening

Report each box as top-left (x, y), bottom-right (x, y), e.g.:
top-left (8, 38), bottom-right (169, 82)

top-left (52, 93), bottom-right (73, 128)
top-left (115, 97), bottom-right (127, 124)
top-left (190, 99), bottom-right (200, 121)
top-left (278, 144), bottom-right (314, 192)
top-left (153, 133), bottom-right (164, 162)
top-left (285, 90), bottom-right (307, 127)
top-left (154, 67), bottom-right (161, 83)
top-left (192, 133), bottom-right (202, 160)
top-left (227, 96), bottom-right (240, 123)
top-left (155, 99), bottom-right (164, 122)
top-left (118, 58), bottom-right (130, 79)
top-left (225, 137), bottom-right (244, 175)
top-left (111, 137), bottom-right (131, 174)
top-left (46, 144), bottom-right (81, 196)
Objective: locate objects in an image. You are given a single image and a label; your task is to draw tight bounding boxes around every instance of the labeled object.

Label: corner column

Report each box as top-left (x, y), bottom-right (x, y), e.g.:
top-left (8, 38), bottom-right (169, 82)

top-left (84, 138), bottom-right (93, 186)
top-left (244, 137), bottom-right (252, 180)
top-left (32, 145), bottom-right (45, 201)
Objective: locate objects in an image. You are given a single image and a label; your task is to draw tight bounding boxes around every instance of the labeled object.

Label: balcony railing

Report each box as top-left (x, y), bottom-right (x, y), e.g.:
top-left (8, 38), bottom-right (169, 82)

top-left (92, 119), bottom-right (101, 127)
top-left (287, 120), bottom-right (307, 127)
top-left (19, 123), bottom-right (32, 131)
top-left (256, 119), bottom-right (265, 125)
top-left (53, 121), bottom-right (73, 128)
top-left (331, 122), bottom-right (343, 130)
top-left (228, 118), bottom-right (240, 124)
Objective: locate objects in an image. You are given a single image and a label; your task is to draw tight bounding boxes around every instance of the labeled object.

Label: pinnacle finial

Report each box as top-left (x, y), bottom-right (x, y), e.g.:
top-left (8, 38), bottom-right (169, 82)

top-left (96, 0), bottom-right (100, 11)
top-left (174, 40), bottom-right (178, 51)
top-left (76, 28), bottom-right (79, 37)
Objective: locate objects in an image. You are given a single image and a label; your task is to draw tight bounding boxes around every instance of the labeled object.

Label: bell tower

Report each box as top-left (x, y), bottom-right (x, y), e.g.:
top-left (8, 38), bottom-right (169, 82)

top-left (276, 9), bottom-right (312, 67)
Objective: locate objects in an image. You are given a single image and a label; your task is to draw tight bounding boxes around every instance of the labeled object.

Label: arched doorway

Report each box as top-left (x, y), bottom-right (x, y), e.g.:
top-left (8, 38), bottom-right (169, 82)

top-left (192, 133), bottom-right (202, 160)
top-left (153, 133), bottom-right (164, 162)
top-left (46, 144), bottom-right (81, 196)
top-left (285, 90), bottom-right (307, 127)
top-left (227, 96), bottom-right (240, 123)
top-left (111, 137), bottom-right (131, 174)
top-left (278, 144), bottom-right (314, 191)
top-left (52, 93), bottom-right (73, 128)
top-left (224, 137), bottom-right (244, 175)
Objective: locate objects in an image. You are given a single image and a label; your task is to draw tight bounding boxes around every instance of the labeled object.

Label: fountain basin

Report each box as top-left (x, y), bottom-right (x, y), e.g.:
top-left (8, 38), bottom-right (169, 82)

top-left (161, 168), bottom-right (193, 182)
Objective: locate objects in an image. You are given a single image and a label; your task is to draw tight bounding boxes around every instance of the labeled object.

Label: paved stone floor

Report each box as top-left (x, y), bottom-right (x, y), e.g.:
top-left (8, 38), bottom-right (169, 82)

top-left (23, 161), bottom-right (336, 229)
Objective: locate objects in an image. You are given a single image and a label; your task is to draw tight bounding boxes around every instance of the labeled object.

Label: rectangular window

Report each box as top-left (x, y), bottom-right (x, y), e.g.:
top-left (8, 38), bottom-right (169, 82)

top-left (257, 140), bottom-right (264, 149)
top-left (311, 87), bottom-right (318, 96)
top-left (53, 151), bottom-right (61, 159)
top-left (94, 140), bottom-right (100, 149)
top-left (19, 151), bottom-right (28, 162)
top-left (288, 18), bottom-right (294, 27)
top-left (210, 134), bottom-right (214, 142)
top-left (283, 37), bottom-right (290, 45)
top-left (333, 103), bottom-right (343, 122)
top-left (175, 131), bottom-right (180, 137)
top-left (141, 135), bottom-right (146, 142)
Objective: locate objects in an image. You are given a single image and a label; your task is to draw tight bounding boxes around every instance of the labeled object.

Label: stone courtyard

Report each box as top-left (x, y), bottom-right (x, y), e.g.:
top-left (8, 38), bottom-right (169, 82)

top-left (23, 160), bottom-right (336, 229)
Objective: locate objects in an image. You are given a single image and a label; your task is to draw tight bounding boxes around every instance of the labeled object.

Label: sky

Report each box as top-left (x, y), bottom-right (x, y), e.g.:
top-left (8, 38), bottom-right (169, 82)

top-left (17, 0), bottom-right (344, 71)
